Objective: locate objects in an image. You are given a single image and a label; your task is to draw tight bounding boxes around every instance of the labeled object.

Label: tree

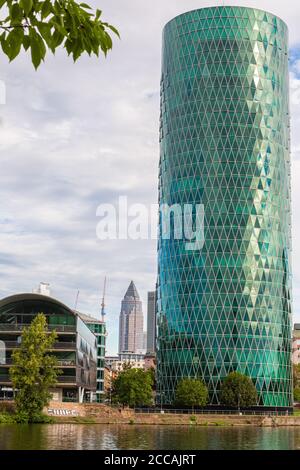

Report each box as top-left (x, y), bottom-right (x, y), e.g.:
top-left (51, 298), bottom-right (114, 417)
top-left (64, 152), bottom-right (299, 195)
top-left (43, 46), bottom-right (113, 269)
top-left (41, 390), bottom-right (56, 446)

top-left (294, 364), bottom-right (300, 387)
top-left (112, 368), bottom-right (154, 408)
top-left (175, 378), bottom-right (208, 409)
top-left (9, 313), bottom-right (60, 422)
top-left (0, 1), bottom-right (119, 68)
top-left (220, 372), bottom-right (258, 409)
top-left (147, 366), bottom-right (156, 390)
top-left (294, 387), bottom-right (300, 403)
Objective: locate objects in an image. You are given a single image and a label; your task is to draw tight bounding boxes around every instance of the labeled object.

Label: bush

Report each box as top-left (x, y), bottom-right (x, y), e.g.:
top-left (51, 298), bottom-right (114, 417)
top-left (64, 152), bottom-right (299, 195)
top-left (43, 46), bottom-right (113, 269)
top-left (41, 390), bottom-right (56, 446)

top-left (14, 411), bottom-right (53, 424)
top-left (0, 413), bottom-right (15, 424)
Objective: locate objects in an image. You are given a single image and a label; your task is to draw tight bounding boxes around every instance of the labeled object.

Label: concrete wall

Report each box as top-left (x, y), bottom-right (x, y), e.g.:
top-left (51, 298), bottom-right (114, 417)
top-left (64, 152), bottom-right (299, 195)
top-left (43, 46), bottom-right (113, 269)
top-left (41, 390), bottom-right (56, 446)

top-left (44, 402), bottom-right (300, 426)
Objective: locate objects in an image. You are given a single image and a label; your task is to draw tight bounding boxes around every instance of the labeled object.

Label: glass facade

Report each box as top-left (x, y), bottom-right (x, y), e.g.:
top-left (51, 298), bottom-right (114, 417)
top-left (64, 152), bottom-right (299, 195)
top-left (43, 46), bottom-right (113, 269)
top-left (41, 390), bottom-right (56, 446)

top-left (83, 320), bottom-right (106, 401)
top-left (157, 7), bottom-right (292, 407)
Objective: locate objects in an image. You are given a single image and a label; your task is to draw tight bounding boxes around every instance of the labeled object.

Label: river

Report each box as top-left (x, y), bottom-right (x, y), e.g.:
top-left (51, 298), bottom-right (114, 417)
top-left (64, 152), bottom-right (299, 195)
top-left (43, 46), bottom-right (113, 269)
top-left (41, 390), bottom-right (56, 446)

top-left (0, 424), bottom-right (300, 450)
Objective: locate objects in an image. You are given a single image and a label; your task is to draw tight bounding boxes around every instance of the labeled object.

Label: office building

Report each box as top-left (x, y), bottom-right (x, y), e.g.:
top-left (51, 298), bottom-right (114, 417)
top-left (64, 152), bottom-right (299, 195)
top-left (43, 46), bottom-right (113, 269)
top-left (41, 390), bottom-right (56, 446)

top-left (0, 293), bottom-right (97, 402)
top-left (157, 6), bottom-right (292, 409)
top-left (105, 353), bottom-right (146, 372)
top-left (118, 281), bottom-right (144, 354)
top-left (77, 312), bottom-right (106, 403)
top-left (146, 291), bottom-right (156, 353)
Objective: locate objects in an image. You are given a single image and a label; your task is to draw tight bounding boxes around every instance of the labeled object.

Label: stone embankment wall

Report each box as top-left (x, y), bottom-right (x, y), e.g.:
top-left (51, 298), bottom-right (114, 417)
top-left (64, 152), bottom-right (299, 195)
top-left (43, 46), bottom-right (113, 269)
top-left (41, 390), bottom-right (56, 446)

top-left (45, 402), bottom-right (300, 427)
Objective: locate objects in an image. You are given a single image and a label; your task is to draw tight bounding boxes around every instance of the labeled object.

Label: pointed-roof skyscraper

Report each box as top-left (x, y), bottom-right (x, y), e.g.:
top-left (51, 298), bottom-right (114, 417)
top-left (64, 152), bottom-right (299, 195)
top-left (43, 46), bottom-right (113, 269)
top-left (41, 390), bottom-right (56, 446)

top-left (125, 280), bottom-right (140, 300)
top-left (119, 281), bottom-right (144, 354)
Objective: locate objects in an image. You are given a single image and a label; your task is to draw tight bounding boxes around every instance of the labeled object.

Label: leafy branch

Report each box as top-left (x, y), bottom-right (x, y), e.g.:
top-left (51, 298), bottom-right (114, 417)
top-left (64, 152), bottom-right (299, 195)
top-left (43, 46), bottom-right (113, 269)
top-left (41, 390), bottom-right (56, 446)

top-left (0, 0), bottom-right (119, 68)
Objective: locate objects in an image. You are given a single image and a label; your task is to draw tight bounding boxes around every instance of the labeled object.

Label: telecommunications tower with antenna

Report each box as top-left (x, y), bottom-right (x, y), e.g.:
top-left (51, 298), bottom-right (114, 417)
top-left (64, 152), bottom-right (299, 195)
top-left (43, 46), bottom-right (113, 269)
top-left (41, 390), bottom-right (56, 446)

top-left (101, 277), bottom-right (107, 323)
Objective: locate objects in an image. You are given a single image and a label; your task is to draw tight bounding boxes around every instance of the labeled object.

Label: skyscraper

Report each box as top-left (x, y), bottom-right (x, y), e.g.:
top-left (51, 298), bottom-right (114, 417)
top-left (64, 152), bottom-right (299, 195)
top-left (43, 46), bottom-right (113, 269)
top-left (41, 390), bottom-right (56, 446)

top-left (118, 281), bottom-right (144, 354)
top-left (147, 291), bottom-right (156, 353)
top-left (157, 6), bottom-right (292, 409)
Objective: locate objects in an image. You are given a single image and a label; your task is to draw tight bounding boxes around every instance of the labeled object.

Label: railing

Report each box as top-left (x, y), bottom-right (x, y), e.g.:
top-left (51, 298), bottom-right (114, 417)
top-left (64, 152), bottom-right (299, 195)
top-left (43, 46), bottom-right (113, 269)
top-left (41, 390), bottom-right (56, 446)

top-left (0, 375), bottom-right (11, 383)
top-left (1, 341), bottom-right (76, 350)
top-left (57, 360), bottom-right (76, 367)
top-left (1, 341), bottom-right (20, 349)
top-left (0, 324), bottom-right (76, 333)
top-left (57, 376), bottom-right (77, 384)
top-left (0, 359), bottom-right (12, 365)
top-left (134, 408), bottom-right (290, 416)
top-left (0, 375), bottom-right (77, 384)
top-left (52, 342), bottom-right (76, 350)
top-left (1, 359), bottom-right (76, 366)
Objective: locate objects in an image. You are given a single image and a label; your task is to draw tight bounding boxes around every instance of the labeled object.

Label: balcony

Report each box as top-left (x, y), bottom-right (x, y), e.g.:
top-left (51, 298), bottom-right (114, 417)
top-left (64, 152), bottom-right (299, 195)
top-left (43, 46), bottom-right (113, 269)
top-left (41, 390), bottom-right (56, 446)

top-left (0, 375), bottom-right (10, 384)
top-left (57, 360), bottom-right (76, 367)
top-left (52, 342), bottom-right (76, 350)
top-left (0, 359), bottom-right (76, 367)
top-left (57, 376), bottom-right (77, 384)
top-left (0, 375), bottom-right (77, 385)
top-left (1, 341), bottom-right (21, 349)
top-left (1, 341), bottom-right (76, 350)
top-left (0, 324), bottom-right (76, 333)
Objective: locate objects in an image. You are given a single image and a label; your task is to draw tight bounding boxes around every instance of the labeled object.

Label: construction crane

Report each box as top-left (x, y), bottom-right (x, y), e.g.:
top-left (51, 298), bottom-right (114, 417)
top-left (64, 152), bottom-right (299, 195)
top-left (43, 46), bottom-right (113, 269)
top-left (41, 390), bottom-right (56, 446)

top-left (74, 289), bottom-right (80, 313)
top-left (101, 277), bottom-right (107, 323)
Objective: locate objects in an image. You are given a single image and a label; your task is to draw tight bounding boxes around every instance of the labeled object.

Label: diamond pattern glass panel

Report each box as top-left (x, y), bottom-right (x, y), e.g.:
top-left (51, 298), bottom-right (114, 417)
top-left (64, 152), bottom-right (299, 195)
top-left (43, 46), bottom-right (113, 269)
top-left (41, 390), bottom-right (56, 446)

top-left (157, 6), bottom-right (293, 408)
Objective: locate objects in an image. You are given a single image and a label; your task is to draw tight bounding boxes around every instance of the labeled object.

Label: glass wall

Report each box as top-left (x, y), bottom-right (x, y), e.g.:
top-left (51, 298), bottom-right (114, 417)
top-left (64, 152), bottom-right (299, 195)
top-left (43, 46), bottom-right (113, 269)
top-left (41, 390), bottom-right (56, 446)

top-left (157, 6), bottom-right (292, 407)
top-left (76, 317), bottom-right (97, 389)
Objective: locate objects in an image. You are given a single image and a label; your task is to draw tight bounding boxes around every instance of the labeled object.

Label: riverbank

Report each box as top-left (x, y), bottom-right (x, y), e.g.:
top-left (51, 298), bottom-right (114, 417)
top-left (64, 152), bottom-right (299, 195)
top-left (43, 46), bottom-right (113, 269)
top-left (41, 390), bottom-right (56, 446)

top-left (44, 402), bottom-right (300, 427)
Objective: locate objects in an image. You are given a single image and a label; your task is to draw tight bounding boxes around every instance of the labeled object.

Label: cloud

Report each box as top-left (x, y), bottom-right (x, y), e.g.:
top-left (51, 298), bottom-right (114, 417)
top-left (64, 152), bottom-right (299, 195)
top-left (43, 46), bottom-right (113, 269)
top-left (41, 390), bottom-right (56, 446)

top-left (0, 1), bottom-right (300, 353)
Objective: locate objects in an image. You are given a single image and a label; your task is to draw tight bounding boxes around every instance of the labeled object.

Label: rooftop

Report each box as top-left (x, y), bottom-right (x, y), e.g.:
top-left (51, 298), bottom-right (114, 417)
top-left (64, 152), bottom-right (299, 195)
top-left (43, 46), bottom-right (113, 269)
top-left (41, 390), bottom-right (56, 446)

top-left (76, 311), bottom-right (103, 324)
top-left (124, 280), bottom-right (140, 300)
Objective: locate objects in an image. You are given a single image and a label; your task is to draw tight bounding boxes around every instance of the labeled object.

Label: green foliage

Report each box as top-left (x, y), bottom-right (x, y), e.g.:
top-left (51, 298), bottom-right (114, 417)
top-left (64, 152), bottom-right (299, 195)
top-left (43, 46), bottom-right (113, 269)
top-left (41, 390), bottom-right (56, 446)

top-left (112, 368), bottom-right (154, 408)
top-left (220, 372), bottom-right (258, 408)
top-left (175, 378), bottom-right (208, 408)
top-left (147, 367), bottom-right (156, 389)
top-left (294, 387), bottom-right (300, 403)
top-left (9, 313), bottom-right (61, 422)
top-left (294, 364), bottom-right (300, 388)
top-left (0, 0), bottom-right (119, 68)
top-left (0, 412), bottom-right (16, 423)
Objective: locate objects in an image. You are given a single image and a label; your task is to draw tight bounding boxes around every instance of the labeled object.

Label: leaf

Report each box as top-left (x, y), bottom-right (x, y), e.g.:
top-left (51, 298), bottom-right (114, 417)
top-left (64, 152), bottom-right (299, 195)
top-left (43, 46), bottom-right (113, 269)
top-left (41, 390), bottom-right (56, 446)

top-left (29, 30), bottom-right (42, 69)
top-left (19, 0), bottom-right (33, 15)
top-left (0, 33), bottom-right (10, 57)
top-left (41, 0), bottom-right (52, 19)
top-left (80, 3), bottom-right (92, 9)
top-left (51, 29), bottom-right (64, 49)
top-left (11, 3), bottom-right (22, 21)
top-left (37, 21), bottom-right (52, 47)
top-left (7, 28), bottom-right (24, 61)
top-left (107, 24), bottom-right (120, 38)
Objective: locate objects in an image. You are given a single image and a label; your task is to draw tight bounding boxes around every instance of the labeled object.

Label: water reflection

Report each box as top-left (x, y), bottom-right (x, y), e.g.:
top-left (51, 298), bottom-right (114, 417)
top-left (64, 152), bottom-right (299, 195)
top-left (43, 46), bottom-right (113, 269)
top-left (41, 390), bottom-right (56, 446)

top-left (1, 424), bottom-right (300, 450)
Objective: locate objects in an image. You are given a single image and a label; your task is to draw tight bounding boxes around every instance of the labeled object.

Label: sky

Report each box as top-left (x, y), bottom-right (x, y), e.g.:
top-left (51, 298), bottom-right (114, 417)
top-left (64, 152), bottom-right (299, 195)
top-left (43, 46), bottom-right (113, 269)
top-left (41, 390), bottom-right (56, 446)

top-left (0, 0), bottom-right (300, 355)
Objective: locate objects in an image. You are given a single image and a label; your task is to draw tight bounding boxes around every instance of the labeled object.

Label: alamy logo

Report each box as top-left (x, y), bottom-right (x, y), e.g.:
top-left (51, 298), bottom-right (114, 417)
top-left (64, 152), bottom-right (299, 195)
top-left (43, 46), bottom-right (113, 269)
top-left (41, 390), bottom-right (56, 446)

top-left (96, 196), bottom-right (205, 252)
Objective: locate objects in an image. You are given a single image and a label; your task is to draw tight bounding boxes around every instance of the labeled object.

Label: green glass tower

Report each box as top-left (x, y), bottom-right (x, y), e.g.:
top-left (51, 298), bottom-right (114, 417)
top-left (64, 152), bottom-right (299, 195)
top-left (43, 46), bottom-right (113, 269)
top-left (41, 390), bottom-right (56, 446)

top-left (157, 6), bottom-right (292, 408)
